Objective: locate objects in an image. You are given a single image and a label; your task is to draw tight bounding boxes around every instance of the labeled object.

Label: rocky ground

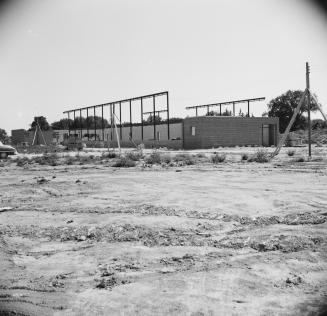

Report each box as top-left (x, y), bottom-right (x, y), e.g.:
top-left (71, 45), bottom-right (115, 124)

top-left (0, 147), bottom-right (327, 315)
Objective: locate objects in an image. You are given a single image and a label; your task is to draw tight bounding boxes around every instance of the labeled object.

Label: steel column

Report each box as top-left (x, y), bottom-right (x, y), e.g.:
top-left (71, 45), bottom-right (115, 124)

top-left (153, 96), bottom-right (156, 140)
top-left (68, 112), bottom-right (71, 137)
top-left (80, 109), bottom-right (82, 139)
top-left (129, 100), bottom-right (132, 139)
top-left (94, 107), bottom-right (96, 141)
top-left (110, 104), bottom-right (113, 141)
top-left (220, 104), bottom-right (222, 116)
top-left (247, 100), bottom-right (250, 117)
top-left (73, 110), bottom-right (76, 138)
top-left (233, 102), bottom-right (235, 116)
top-left (166, 92), bottom-right (170, 140)
top-left (196, 107), bottom-right (198, 117)
top-left (86, 108), bottom-right (89, 140)
top-left (141, 98), bottom-right (144, 141)
top-left (119, 101), bottom-right (122, 140)
top-left (101, 105), bottom-right (104, 141)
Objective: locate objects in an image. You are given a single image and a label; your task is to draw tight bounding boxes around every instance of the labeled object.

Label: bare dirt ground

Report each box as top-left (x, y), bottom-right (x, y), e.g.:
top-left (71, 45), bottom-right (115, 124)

top-left (0, 147), bottom-right (327, 315)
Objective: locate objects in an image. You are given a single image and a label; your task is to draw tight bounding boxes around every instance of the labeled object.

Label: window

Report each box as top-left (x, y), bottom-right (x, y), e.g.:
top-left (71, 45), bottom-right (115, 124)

top-left (191, 126), bottom-right (196, 136)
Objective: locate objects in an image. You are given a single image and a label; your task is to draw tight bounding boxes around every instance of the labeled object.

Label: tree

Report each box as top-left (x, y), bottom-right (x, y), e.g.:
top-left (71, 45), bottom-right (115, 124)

top-left (206, 110), bottom-right (232, 116)
top-left (30, 116), bottom-right (50, 131)
top-left (0, 128), bottom-right (9, 143)
top-left (51, 116), bottom-right (109, 129)
top-left (51, 118), bottom-right (73, 130)
top-left (145, 115), bottom-right (162, 124)
top-left (267, 90), bottom-right (318, 133)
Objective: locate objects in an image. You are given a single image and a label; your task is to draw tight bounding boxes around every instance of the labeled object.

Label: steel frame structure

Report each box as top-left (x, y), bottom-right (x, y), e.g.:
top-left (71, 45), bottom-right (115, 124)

top-left (186, 97), bottom-right (265, 117)
top-left (63, 91), bottom-right (170, 141)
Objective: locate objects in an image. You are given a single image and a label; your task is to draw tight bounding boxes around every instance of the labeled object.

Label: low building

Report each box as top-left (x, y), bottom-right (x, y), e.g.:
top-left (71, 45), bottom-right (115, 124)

top-left (183, 116), bottom-right (279, 149)
top-left (50, 116), bottom-right (279, 149)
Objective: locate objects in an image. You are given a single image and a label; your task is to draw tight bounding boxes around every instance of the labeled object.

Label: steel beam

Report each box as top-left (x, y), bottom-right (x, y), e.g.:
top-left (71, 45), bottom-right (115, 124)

top-left (63, 91), bottom-right (168, 114)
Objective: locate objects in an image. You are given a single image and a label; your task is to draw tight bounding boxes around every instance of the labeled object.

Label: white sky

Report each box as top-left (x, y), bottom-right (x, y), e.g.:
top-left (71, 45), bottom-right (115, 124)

top-left (0, 0), bottom-right (327, 133)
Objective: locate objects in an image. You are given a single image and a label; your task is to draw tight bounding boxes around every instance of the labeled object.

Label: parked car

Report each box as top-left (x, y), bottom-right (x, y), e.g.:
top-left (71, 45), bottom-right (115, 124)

top-left (0, 141), bottom-right (17, 159)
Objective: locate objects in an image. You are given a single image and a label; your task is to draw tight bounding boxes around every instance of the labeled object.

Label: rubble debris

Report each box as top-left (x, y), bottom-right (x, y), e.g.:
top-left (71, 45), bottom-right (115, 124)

top-left (286, 275), bottom-right (303, 286)
top-left (95, 275), bottom-right (130, 290)
top-left (37, 177), bottom-right (49, 184)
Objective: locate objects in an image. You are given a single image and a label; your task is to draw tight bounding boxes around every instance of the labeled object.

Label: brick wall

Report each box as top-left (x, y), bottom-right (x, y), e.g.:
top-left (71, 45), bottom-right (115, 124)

top-left (183, 116), bottom-right (279, 149)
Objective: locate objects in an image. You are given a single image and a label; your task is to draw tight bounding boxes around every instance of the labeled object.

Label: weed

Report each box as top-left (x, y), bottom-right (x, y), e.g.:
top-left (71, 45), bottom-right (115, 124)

top-left (145, 152), bottom-right (162, 165)
top-left (101, 152), bottom-right (117, 159)
top-left (161, 154), bottom-right (172, 164)
top-left (112, 157), bottom-right (136, 168)
top-left (195, 153), bottom-right (206, 158)
top-left (173, 153), bottom-right (195, 165)
top-left (248, 149), bottom-right (269, 163)
top-left (287, 149), bottom-right (295, 157)
top-left (295, 157), bottom-right (305, 162)
top-left (64, 156), bottom-right (76, 165)
top-left (16, 157), bottom-right (30, 167)
top-left (241, 153), bottom-right (248, 161)
top-left (125, 151), bottom-right (143, 161)
top-left (32, 153), bottom-right (59, 166)
top-left (211, 153), bottom-right (226, 163)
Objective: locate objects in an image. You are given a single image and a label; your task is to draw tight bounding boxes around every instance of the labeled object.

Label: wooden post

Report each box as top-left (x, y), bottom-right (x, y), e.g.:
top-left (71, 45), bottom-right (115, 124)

top-left (306, 62), bottom-right (311, 158)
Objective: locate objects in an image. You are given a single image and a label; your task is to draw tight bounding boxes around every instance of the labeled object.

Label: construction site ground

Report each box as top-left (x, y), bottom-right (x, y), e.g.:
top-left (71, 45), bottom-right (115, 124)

top-left (0, 146), bottom-right (327, 315)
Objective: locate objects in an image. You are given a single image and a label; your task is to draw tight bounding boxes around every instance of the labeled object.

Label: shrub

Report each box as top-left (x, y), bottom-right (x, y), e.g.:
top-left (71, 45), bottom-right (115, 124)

top-left (161, 154), bottom-right (172, 164)
top-left (195, 153), bottom-right (206, 158)
top-left (287, 149), bottom-right (295, 157)
top-left (16, 157), bottom-right (30, 167)
top-left (211, 153), bottom-right (226, 163)
top-left (241, 153), bottom-right (248, 161)
top-left (145, 152), bottom-right (162, 165)
top-left (112, 157), bottom-right (136, 167)
top-left (32, 153), bottom-right (59, 166)
top-left (173, 153), bottom-right (195, 165)
top-left (64, 156), bottom-right (76, 165)
top-left (125, 151), bottom-right (143, 161)
top-left (102, 152), bottom-right (117, 159)
top-left (248, 149), bottom-right (269, 163)
top-left (295, 157), bottom-right (305, 162)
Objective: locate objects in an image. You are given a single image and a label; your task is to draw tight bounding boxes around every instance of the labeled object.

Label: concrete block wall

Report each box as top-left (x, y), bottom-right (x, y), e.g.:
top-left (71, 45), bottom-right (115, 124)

top-left (183, 116), bottom-right (279, 149)
top-left (11, 129), bottom-right (55, 145)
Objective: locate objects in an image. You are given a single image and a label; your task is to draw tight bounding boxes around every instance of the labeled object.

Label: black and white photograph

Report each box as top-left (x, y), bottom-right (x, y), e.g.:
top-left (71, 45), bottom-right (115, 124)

top-left (0, 0), bottom-right (327, 315)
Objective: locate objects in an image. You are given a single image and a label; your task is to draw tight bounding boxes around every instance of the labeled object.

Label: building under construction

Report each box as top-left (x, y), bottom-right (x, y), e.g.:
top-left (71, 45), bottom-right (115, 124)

top-left (11, 92), bottom-right (279, 149)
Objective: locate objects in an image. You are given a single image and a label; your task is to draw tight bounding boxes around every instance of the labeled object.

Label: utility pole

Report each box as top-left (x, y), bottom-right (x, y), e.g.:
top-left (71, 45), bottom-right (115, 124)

top-left (306, 62), bottom-right (311, 158)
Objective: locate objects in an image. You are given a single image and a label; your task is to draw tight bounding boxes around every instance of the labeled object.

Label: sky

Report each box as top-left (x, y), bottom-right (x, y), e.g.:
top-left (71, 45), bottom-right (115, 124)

top-left (0, 0), bottom-right (327, 134)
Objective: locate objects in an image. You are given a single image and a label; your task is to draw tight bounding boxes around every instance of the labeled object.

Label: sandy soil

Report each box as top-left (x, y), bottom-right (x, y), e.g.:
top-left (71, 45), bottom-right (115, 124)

top-left (0, 147), bottom-right (327, 315)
